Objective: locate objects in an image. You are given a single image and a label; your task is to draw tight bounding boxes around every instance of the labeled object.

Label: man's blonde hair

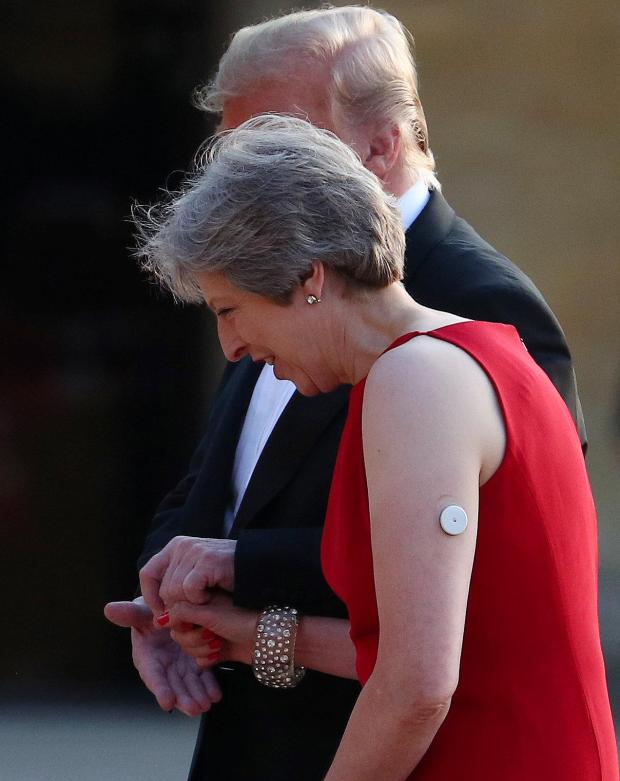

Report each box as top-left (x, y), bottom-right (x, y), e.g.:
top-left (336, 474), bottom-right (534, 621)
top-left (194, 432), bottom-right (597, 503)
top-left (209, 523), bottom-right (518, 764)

top-left (196, 5), bottom-right (439, 189)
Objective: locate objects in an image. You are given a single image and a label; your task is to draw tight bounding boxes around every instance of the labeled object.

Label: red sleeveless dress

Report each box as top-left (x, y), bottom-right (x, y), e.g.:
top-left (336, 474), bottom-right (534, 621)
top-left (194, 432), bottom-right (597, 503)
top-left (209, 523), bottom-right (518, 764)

top-left (322, 322), bottom-right (618, 780)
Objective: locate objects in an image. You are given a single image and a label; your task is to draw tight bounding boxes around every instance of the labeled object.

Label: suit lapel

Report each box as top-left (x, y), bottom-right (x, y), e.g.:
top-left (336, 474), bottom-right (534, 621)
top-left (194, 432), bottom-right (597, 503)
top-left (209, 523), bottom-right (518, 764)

top-left (403, 189), bottom-right (456, 282)
top-left (183, 357), bottom-right (262, 538)
top-left (230, 384), bottom-right (350, 536)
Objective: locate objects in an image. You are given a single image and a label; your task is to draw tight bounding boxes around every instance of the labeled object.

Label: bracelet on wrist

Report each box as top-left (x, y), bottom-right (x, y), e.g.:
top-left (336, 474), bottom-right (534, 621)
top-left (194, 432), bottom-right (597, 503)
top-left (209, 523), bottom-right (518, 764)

top-left (252, 606), bottom-right (306, 688)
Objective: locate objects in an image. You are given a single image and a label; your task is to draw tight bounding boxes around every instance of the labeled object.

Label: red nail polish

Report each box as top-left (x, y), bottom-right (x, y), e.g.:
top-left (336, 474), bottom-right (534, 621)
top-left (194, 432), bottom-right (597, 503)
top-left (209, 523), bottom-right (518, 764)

top-left (156, 612), bottom-right (170, 626)
top-left (201, 629), bottom-right (216, 641)
top-left (208, 640), bottom-right (222, 651)
top-left (207, 651), bottom-right (220, 661)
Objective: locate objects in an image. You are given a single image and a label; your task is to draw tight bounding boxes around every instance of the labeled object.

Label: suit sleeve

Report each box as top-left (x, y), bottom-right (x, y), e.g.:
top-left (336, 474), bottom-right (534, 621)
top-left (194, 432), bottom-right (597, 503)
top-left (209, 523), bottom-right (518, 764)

top-left (234, 527), bottom-right (349, 618)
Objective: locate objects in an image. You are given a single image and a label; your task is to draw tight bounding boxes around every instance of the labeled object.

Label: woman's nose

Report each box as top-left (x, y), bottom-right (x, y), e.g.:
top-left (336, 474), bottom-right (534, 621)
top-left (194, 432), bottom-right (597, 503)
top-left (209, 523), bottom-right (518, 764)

top-left (218, 323), bottom-right (248, 362)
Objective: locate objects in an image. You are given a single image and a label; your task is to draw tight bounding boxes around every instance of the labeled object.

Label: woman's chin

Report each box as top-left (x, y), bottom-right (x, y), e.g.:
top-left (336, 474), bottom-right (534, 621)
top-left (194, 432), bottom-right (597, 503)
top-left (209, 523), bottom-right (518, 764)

top-left (295, 376), bottom-right (334, 397)
top-left (274, 365), bottom-right (328, 396)
top-left (281, 371), bottom-right (321, 396)
top-left (296, 384), bottom-right (322, 397)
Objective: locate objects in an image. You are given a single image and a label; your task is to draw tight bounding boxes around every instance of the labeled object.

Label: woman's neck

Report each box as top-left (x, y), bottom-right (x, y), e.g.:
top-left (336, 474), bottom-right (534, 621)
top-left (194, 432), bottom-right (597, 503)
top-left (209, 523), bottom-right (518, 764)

top-left (325, 282), bottom-right (467, 386)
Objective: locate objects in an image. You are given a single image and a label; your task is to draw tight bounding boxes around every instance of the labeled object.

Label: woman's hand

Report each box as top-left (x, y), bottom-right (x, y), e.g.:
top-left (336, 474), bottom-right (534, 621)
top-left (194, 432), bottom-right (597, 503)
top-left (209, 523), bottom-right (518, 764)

top-left (167, 593), bottom-right (358, 679)
top-left (104, 597), bottom-right (222, 717)
top-left (168, 591), bottom-right (258, 668)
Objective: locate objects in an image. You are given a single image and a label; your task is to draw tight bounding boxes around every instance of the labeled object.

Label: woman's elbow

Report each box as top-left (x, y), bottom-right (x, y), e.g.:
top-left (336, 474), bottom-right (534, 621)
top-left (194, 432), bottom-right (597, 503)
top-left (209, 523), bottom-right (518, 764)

top-left (402, 680), bottom-right (455, 726)
top-left (404, 694), bottom-right (453, 728)
top-left (373, 667), bottom-right (458, 726)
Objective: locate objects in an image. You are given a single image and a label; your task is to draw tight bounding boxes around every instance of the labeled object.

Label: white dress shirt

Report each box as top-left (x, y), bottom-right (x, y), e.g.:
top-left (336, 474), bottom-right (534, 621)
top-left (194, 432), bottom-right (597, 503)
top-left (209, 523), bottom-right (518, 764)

top-left (222, 181), bottom-right (430, 535)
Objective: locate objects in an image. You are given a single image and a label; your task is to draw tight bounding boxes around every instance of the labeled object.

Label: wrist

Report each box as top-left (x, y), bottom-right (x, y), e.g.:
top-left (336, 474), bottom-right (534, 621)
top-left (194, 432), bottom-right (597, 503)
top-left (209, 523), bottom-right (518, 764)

top-left (251, 606), bottom-right (306, 688)
top-left (228, 611), bottom-right (259, 665)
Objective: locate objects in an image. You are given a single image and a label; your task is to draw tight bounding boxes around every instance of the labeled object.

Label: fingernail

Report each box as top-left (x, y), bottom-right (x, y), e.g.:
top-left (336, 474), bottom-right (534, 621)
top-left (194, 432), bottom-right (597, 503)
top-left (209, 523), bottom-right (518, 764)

top-left (207, 651), bottom-right (220, 661)
top-left (201, 629), bottom-right (216, 641)
top-left (208, 640), bottom-right (222, 651)
top-left (156, 611), bottom-right (170, 626)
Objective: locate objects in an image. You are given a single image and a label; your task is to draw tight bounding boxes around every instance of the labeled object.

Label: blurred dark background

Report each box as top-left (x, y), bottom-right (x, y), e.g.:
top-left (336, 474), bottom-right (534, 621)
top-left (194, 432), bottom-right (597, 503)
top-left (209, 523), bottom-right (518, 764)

top-left (3, 0), bottom-right (224, 691)
top-left (2, 0), bottom-right (618, 778)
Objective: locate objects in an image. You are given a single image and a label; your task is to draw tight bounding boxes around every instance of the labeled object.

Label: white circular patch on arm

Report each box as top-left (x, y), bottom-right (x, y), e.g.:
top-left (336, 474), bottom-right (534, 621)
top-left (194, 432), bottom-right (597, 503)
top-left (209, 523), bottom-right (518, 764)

top-left (439, 505), bottom-right (469, 536)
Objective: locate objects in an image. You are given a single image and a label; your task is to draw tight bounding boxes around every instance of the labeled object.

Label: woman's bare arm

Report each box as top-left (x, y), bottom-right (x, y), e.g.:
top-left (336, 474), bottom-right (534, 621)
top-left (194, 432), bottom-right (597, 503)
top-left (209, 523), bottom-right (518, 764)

top-left (295, 614), bottom-right (357, 679)
top-left (167, 593), bottom-right (358, 679)
top-left (323, 335), bottom-right (505, 780)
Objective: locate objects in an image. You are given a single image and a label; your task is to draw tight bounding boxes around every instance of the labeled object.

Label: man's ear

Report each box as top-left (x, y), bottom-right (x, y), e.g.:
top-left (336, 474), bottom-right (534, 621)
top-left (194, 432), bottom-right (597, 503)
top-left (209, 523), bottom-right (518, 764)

top-left (301, 260), bottom-right (325, 300)
top-left (363, 124), bottom-right (402, 182)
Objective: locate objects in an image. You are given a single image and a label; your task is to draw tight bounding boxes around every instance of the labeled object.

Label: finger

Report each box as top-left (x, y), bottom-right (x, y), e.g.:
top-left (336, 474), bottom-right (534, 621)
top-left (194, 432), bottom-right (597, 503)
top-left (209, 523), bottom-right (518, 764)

top-left (195, 655), bottom-right (220, 668)
top-left (104, 601), bottom-right (153, 631)
top-left (167, 663), bottom-right (202, 717)
top-left (172, 628), bottom-right (223, 660)
top-left (176, 641), bottom-right (223, 662)
top-left (160, 557), bottom-right (192, 610)
top-left (182, 669), bottom-right (214, 712)
top-left (133, 643), bottom-right (175, 711)
top-left (139, 551), bottom-right (169, 616)
top-left (171, 627), bottom-right (221, 650)
top-left (140, 669), bottom-right (175, 712)
top-left (183, 566), bottom-right (213, 605)
top-left (169, 602), bottom-right (217, 629)
top-left (154, 610), bottom-right (170, 628)
top-left (206, 590), bottom-right (234, 609)
top-left (200, 669), bottom-right (223, 703)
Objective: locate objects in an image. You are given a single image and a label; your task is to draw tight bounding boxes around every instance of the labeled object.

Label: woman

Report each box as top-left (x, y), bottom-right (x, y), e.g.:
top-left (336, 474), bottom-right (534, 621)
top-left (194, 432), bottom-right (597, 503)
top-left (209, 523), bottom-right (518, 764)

top-left (134, 115), bottom-right (617, 779)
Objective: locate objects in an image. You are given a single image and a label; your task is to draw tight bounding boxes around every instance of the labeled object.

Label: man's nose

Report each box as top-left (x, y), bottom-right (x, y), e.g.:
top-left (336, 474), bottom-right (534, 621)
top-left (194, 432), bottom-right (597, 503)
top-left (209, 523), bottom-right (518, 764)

top-left (218, 322), bottom-right (248, 362)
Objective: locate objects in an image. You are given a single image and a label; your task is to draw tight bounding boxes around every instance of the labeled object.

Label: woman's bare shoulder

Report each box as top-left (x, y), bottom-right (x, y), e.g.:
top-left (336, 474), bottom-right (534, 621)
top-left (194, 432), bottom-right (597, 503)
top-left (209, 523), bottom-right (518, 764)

top-left (364, 331), bottom-right (505, 482)
top-left (366, 332), bottom-right (481, 403)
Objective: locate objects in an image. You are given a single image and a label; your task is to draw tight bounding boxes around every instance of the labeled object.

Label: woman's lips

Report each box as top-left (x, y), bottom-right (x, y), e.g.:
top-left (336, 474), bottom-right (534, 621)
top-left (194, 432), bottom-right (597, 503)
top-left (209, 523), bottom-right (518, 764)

top-left (273, 364), bottom-right (287, 381)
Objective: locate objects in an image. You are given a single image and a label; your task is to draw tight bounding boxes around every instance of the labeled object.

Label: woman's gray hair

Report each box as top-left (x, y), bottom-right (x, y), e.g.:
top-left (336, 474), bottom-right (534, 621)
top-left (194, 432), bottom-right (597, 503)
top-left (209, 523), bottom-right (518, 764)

top-left (134, 114), bottom-right (405, 305)
top-left (195, 5), bottom-right (439, 190)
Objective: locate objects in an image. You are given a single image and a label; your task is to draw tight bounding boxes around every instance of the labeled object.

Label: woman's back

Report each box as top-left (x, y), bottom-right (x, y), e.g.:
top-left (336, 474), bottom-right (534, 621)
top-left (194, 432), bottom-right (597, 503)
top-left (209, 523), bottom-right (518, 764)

top-left (322, 321), bottom-right (618, 780)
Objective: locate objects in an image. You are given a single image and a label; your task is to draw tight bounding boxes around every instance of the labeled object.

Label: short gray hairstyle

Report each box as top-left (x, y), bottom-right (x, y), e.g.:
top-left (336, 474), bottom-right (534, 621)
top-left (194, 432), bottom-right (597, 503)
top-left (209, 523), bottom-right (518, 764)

top-left (134, 114), bottom-right (405, 305)
top-left (196, 5), bottom-right (439, 190)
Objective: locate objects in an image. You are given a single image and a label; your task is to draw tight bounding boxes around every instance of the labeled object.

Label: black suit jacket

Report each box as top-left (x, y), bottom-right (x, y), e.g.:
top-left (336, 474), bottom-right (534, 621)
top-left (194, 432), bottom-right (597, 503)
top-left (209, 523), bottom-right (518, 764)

top-left (138, 191), bottom-right (585, 781)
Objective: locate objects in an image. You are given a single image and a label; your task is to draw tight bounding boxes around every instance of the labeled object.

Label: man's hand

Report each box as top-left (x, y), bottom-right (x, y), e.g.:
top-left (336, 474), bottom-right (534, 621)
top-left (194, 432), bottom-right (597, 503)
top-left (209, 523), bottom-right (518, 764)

top-left (139, 536), bottom-right (236, 616)
top-left (104, 597), bottom-right (222, 717)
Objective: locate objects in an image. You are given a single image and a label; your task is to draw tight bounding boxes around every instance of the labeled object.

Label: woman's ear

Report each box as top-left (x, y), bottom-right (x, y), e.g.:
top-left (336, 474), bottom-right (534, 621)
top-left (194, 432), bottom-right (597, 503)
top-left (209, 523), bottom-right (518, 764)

top-left (301, 260), bottom-right (325, 300)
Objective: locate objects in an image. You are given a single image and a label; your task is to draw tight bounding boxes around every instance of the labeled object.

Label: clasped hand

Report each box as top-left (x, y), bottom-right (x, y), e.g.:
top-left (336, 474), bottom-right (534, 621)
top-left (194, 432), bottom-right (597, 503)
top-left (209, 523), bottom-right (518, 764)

top-left (105, 536), bottom-right (258, 717)
top-left (139, 535), bottom-right (237, 615)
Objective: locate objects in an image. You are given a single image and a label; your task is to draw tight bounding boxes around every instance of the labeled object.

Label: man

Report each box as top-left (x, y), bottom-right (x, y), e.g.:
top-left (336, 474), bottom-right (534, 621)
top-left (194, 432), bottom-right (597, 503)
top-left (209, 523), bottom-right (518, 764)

top-left (106, 7), bottom-right (586, 781)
